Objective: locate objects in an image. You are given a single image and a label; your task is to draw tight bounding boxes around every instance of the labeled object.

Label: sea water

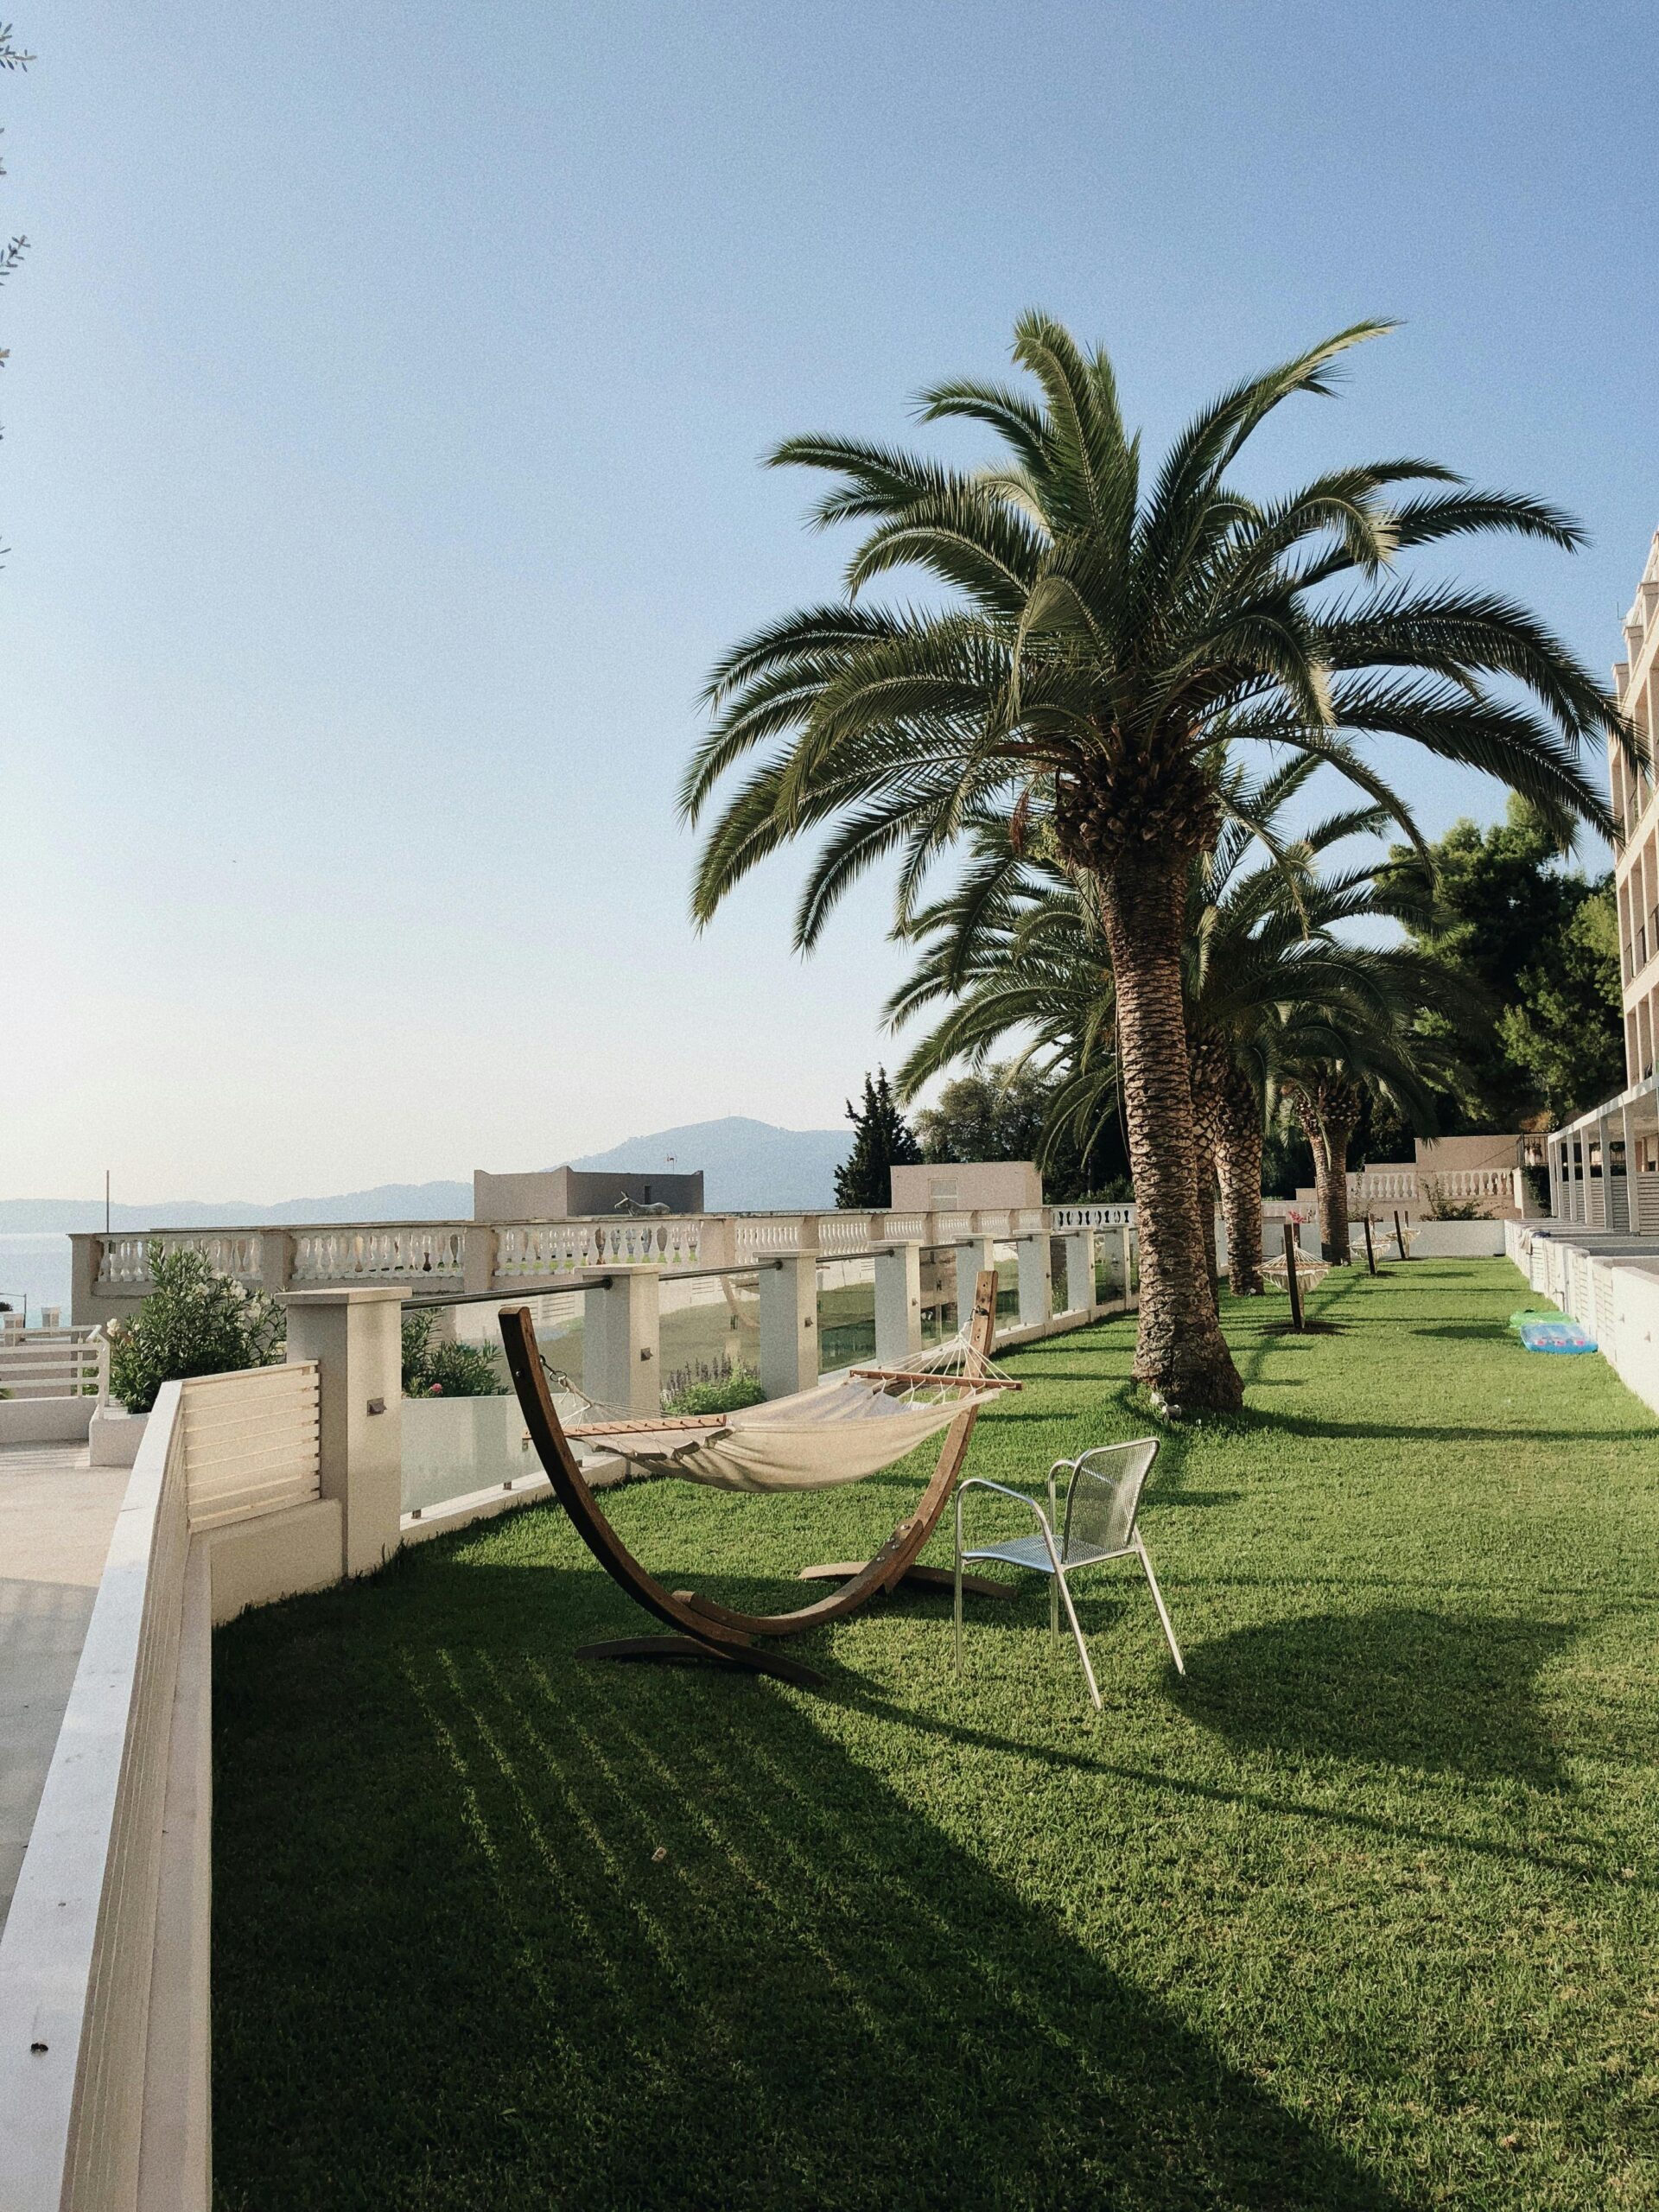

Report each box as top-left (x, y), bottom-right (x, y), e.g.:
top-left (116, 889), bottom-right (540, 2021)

top-left (0, 1233), bottom-right (74, 1322)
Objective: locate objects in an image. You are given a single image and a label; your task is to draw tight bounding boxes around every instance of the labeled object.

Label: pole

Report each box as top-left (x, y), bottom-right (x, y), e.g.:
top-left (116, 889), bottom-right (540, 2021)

top-left (1363, 1213), bottom-right (1376, 1276)
top-left (1393, 1208), bottom-right (1408, 1262)
top-left (1283, 1221), bottom-right (1304, 1332)
top-left (105, 1169), bottom-right (111, 1236)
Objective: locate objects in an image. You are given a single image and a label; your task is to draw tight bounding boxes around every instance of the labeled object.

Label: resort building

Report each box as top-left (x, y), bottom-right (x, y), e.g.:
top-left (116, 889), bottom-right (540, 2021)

top-left (1547, 530), bottom-right (1659, 1230)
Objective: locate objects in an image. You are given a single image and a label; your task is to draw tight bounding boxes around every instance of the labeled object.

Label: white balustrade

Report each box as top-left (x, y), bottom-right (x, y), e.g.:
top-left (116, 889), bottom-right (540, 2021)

top-left (816, 1212), bottom-right (874, 1255)
top-left (290, 1224), bottom-right (468, 1286)
top-left (96, 1231), bottom-right (263, 1291)
top-left (733, 1215), bottom-right (805, 1263)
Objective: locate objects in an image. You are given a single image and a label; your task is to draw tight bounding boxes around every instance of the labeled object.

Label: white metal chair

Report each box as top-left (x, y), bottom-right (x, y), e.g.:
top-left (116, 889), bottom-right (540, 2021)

top-left (953, 1439), bottom-right (1184, 1708)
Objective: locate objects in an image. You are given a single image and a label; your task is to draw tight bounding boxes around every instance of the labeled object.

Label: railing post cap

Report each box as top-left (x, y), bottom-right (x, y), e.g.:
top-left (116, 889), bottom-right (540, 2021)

top-left (280, 1286), bottom-right (409, 1306)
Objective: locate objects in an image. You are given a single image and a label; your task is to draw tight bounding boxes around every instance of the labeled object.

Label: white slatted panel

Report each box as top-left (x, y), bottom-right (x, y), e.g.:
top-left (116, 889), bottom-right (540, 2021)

top-left (1594, 1266), bottom-right (1615, 1349)
top-left (181, 1363), bottom-right (320, 1531)
top-left (1637, 1175), bottom-right (1659, 1232)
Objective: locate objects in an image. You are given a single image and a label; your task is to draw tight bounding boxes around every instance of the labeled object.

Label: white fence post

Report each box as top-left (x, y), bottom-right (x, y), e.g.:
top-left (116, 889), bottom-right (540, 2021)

top-left (874, 1242), bottom-right (923, 1367)
top-left (1064, 1229), bottom-right (1095, 1315)
top-left (583, 1268), bottom-right (661, 1417)
top-left (283, 1287), bottom-right (404, 1579)
top-left (1016, 1236), bottom-right (1052, 1329)
top-left (462, 1224), bottom-right (498, 1298)
top-left (954, 1228), bottom-right (998, 1327)
top-left (759, 1255), bottom-right (818, 1399)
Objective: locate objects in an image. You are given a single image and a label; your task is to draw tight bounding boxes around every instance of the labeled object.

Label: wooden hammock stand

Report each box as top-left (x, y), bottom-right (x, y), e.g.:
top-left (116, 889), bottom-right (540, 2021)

top-left (497, 1269), bottom-right (1014, 1688)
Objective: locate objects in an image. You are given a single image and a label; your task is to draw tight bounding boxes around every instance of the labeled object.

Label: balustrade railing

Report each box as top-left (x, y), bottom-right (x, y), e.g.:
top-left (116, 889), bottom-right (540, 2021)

top-left (73, 1203), bottom-right (1141, 1315)
top-left (291, 1224), bottom-right (468, 1285)
top-left (97, 1230), bottom-right (263, 1287)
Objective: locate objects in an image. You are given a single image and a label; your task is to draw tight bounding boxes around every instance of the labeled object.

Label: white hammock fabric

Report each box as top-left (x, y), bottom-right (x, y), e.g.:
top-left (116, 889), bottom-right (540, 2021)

top-left (556, 1334), bottom-right (1010, 1495)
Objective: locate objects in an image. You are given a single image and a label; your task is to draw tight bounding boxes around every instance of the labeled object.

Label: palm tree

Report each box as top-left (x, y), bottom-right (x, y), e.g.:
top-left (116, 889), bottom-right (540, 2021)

top-left (886, 766), bottom-right (1450, 1299)
top-left (684, 315), bottom-right (1625, 1412)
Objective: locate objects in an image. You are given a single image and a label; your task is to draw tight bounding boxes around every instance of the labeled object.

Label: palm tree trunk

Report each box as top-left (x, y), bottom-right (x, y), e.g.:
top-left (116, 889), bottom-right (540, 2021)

top-left (1215, 1068), bottom-right (1265, 1294)
top-left (1096, 859), bottom-right (1243, 1413)
top-left (1188, 1033), bottom-right (1229, 1313)
top-left (1293, 1080), bottom-right (1359, 1263)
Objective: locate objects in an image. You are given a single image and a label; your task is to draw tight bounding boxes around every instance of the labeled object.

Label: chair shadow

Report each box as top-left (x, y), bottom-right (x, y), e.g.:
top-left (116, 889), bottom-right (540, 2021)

top-left (213, 1553), bottom-right (1414, 2212)
top-left (1176, 1607), bottom-right (1575, 1788)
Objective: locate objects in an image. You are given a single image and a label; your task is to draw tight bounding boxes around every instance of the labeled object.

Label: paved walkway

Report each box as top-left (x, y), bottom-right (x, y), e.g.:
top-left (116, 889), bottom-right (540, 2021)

top-left (0, 1440), bottom-right (128, 1931)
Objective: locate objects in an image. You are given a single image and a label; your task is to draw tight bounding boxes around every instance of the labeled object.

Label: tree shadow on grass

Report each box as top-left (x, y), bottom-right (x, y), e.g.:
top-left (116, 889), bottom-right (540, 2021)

top-left (1177, 1607), bottom-right (1575, 1788)
top-left (213, 1555), bottom-right (1414, 2212)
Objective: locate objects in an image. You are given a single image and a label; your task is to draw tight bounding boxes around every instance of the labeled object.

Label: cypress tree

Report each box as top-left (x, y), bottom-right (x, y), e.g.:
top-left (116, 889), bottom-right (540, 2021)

top-left (834, 1069), bottom-right (923, 1209)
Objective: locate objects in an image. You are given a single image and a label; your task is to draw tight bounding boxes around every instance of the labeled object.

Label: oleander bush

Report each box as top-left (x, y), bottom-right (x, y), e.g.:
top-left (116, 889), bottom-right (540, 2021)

top-left (108, 1245), bottom-right (284, 1414)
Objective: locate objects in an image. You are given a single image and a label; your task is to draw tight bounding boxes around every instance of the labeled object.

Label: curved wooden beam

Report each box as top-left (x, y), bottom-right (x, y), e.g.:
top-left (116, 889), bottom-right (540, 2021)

top-left (497, 1305), bottom-right (824, 1685)
top-left (497, 1270), bottom-right (1003, 1667)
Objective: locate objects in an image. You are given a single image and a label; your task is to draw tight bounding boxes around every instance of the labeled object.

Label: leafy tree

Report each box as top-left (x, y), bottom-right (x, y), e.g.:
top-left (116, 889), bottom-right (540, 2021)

top-left (1497, 886), bottom-right (1623, 1120)
top-left (109, 1246), bottom-right (284, 1414)
top-left (913, 1063), bottom-right (1050, 1166)
top-left (911, 1062), bottom-right (1128, 1204)
top-left (834, 1069), bottom-right (922, 1209)
top-left (686, 314), bottom-right (1623, 1412)
top-left (1382, 797), bottom-right (1621, 1128)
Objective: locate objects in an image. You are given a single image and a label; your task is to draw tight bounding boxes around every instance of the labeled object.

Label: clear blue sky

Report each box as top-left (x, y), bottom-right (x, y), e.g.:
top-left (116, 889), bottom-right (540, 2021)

top-left (3, 2), bottom-right (1652, 1201)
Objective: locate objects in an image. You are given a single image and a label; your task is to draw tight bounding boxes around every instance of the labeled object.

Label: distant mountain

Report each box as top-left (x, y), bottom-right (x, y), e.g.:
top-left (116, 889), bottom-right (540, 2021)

top-left (0, 1183), bottom-right (474, 1232)
top-left (0, 1121), bottom-right (849, 1230)
top-left (571, 1118), bottom-right (847, 1211)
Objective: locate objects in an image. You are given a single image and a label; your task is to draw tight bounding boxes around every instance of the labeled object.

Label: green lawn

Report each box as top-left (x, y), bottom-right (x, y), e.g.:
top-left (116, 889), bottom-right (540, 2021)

top-left (212, 1259), bottom-right (1659, 2210)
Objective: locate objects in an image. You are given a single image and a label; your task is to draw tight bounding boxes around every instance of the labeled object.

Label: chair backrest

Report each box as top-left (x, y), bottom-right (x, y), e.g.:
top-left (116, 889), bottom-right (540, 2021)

top-left (1060, 1438), bottom-right (1159, 1560)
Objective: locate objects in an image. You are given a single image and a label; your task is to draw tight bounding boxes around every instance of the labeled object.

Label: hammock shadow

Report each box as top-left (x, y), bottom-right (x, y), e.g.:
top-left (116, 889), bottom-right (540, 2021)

top-left (1175, 1607), bottom-right (1574, 1789)
top-left (213, 1554), bottom-right (1413, 2212)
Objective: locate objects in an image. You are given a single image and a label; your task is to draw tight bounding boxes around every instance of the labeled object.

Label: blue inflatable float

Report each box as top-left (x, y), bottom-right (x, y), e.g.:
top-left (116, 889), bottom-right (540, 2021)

top-left (1518, 1318), bottom-right (1597, 1355)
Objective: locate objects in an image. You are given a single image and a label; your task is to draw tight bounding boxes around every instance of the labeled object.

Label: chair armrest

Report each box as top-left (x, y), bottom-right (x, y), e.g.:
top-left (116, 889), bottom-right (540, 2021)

top-left (954, 1478), bottom-right (1063, 1569)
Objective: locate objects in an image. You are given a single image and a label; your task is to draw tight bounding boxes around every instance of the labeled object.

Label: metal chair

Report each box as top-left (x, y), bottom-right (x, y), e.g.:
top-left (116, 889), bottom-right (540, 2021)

top-left (953, 1439), bottom-right (1184, 1708)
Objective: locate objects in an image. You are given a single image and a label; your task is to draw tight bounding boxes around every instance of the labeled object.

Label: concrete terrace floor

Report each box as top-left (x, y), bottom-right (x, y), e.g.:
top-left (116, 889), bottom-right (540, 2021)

top-left (0, 1440), bottom-right (126, 1927)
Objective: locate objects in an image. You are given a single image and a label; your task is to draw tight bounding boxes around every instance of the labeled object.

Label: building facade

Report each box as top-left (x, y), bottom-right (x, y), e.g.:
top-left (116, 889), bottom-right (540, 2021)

top-left (1546, 530), bottom-right (1659, 1230)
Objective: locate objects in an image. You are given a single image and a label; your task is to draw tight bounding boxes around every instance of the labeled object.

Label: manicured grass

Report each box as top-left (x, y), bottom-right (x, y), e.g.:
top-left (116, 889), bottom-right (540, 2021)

top-left (212, 1260), bottom-right (1659, 2210)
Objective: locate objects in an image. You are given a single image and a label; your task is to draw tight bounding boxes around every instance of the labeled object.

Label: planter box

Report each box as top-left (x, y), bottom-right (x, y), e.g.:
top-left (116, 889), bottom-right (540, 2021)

top-left (89, 1406), bottom-right (149, 1466)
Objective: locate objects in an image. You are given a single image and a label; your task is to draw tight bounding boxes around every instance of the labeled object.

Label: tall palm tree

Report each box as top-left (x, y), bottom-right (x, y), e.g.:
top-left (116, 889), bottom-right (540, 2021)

top-left (684, 315), bottom-right (1625, 1412)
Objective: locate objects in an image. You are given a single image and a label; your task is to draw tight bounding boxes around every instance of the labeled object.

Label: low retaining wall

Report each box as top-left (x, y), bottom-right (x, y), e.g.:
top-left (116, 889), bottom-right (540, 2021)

top-left (1506, 1220), bottom-right (1659, 1416)
top-left (0, 1394), bottom-right (98, 1445)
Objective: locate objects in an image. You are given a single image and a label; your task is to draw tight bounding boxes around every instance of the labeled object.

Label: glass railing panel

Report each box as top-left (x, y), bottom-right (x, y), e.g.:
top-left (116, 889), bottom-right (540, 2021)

top-left (1049, 1235), bottom-right (1069, 1312)
top-left (399, 1291), bottom-right (593, 1516)
top-left (918, 1248), bottom-right (956, 1347)
top-left (658, 1269), bottom-right (759, 1407)
top-left (991, 1242), bottom-right (1020, 1320)
top-left (816, 1255), bottom-right (875, 1373)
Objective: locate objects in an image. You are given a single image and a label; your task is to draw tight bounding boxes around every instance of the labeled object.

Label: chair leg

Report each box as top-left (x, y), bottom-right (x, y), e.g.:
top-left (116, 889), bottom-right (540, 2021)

top-left (1053, 1567), bottom-right (1102, 1709)
top-left (1050, 1574), bottom-right (1059, 1643)
top-left (1137, 1541), bottom-right (1185, 1675)
top-left (953, 1551), bottom-right (963, 1676)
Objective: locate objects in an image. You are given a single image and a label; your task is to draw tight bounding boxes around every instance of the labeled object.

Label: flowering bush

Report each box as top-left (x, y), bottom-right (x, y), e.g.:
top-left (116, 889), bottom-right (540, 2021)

top-left (108, 1246), bottom-right (284, 1414)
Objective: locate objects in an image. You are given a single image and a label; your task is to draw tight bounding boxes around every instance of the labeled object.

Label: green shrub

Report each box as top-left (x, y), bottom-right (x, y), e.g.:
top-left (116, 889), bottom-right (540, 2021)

top-left (401, 1309), bottom-right (505, 1398)
top-left (663, 1362), bottom-right (764, 1416)
top-left (1420, 1175), bottom-right (1491, 1222)
top-left (108, 1245), bottom-right (284, 1414)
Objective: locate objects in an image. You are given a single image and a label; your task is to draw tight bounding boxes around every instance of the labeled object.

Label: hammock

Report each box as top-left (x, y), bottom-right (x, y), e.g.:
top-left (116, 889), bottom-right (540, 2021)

top-left (498, 1269), bottom-right (1017, 1688)
top-left (563, 1338), bottom-right (1013, 1493)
